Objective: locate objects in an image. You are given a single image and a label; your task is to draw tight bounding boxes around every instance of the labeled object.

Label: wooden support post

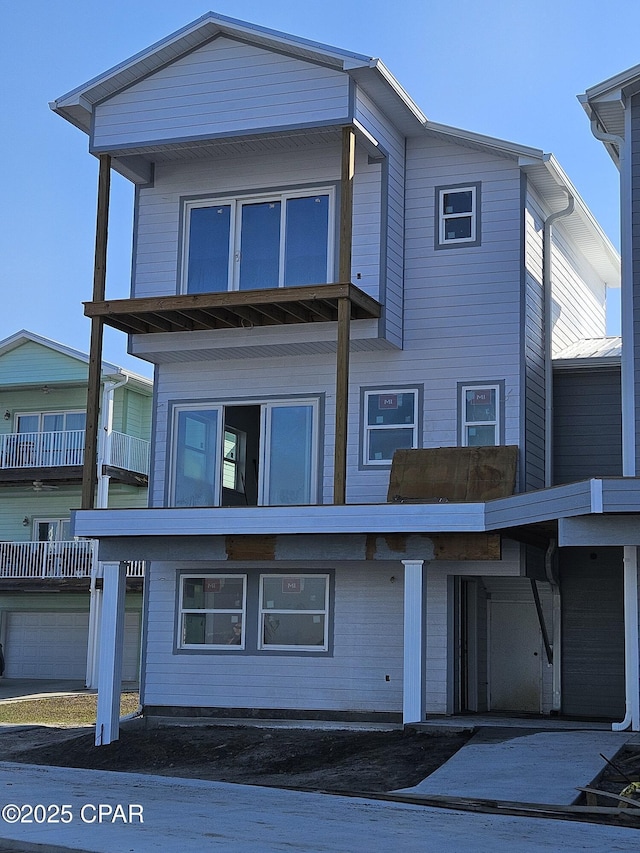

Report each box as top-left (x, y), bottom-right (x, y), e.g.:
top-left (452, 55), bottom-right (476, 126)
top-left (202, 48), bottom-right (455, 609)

top-left (334, 297), bottom-right (350, 505)
top-left (333, 127), bottom-right (355, 505)
top-left (82, 154), bottom-right (111, 510)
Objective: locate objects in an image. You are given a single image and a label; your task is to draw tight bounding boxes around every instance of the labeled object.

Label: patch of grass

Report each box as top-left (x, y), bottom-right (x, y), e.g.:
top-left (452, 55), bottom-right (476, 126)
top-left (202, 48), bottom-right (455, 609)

top-left (0, 693), bottom-right (139, 725)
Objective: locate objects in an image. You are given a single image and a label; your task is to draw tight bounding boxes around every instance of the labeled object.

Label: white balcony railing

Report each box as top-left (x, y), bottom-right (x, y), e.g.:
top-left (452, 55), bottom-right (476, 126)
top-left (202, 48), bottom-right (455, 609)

top-left (0, 540), bottom-right (145, 579)
top-left (0, 430), bottom-right (150, 475)
top-left (106, 431), bottom-right (150, 475)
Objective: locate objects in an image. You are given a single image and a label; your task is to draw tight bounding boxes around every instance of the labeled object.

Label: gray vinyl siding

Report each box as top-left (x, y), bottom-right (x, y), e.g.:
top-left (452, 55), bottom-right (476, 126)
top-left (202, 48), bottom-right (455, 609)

top-left (631, 94), bottom-right (640, 472)
top-left (524, 189), bottom-right (546, 490)
top-left (403, 136), bottom-right (523, 452)
top-left (143, 562), bottom-right (403, 713)
top-left (550, 224), bottom-right (606, 354)
top-left (553, 367), bottom-right (622, 484)
top-left (560, 547), bottom-right (624, 719)
top-left (92, 37), bottom-right (350, 150)
top-left (354, 88), bottom-right (405, 348)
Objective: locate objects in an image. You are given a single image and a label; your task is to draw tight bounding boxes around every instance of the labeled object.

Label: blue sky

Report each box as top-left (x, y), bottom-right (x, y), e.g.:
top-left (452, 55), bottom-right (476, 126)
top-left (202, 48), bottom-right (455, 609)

top-left (1, 0), bottom-right (637, 374)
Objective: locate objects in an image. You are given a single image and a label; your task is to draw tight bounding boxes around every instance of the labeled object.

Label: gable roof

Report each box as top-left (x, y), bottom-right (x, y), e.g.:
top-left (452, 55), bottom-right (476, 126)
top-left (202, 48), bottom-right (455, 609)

top-left (0, 331), bottom-right (152, 392)
top-left (50, 11), bottom-right (427, 135)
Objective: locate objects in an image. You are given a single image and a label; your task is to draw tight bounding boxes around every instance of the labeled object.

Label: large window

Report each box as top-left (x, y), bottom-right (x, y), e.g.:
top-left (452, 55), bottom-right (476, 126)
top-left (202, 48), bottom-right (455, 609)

top-left (170, 399), bottom-right (319, 507)
top-left (179, 575), bottom-right (247, 649)
top-left (183, 189), bottom-right (334, 294)
top-left (361, 388), bottom-right (420, 466)
top-left (177, 573), bottom-right (330, 653)
top-left (460, 384), bottom-right (501, 446)
top-left (436, 183), bottom-right (480, 248)
top-left (259, 575), bottom-right (329, 651)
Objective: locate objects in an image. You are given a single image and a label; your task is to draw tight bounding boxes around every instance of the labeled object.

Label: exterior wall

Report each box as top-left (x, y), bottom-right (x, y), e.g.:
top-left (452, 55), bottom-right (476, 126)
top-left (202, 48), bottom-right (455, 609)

top-left (631, 93), bottom-right (640, 472)
top-left (92, 37), bottom-right (351, 151)
top-left (0, 487), bottom-right (83, 542)
top-left (133, 141), bottom-right (378, 295)
top-left (143, 561), bottom-right (404, 713)
top-left (523, 188), bottom-right (546, 490)
top-left (551, 224), bottom-right (606, 354)
top-left (112, 387), bottom-right (152, 439)
top-left (553, 366), bottom-right (622, 484)
top-left (1, 388), bottom-right (87, 439)
top-left (0, 342), bottom-right (88, 386)
top-left (354, 88), bottom-right (406, 348)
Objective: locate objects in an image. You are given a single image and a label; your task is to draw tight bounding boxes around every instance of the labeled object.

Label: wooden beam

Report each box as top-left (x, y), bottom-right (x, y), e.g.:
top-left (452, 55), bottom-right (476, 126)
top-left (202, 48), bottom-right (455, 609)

top-left (82, 154), bottom-right (111, 510)
top-left (334, 296), bottom-right (350, 505)
top-left (332, 127), bottom-right (356, 506)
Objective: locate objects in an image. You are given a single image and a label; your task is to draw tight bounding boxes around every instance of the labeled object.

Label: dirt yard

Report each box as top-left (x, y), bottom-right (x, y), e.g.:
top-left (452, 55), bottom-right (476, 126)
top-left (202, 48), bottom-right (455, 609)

top-left (0, 720), bottom-right (470, 792)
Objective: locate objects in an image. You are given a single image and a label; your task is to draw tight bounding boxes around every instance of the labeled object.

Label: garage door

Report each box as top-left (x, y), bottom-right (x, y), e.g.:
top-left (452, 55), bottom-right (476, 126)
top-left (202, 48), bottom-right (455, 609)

top-left (4, 611), bottom-right (140, 681)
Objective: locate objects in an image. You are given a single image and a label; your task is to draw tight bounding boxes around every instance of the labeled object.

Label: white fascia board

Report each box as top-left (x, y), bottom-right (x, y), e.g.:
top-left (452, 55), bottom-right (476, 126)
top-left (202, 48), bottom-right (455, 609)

top-left (72, 502), bottom-right (486, 538)
top-left (583, 64), bottom-right (640, 103)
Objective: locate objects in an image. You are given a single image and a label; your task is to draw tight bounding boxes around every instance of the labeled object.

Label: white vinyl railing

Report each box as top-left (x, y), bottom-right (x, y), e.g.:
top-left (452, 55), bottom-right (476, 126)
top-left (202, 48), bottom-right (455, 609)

top-left (0, 430), bottom-right (150, 475)
top-left (0, 540), bottom-right (145, 579)
top-left (0, 430), bottom-right (85, 469)
top-left (106, 431), bottom-right (150, 475)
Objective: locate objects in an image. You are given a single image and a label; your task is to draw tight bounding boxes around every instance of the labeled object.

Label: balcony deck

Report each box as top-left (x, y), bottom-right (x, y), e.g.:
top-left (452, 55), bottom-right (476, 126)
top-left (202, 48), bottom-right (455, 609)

top-left (0, 430), bottom-right (150, 486)
top-left (83, 282), bottom-right (381, 336)
top-left (0, 540), bottom-right (144, 580)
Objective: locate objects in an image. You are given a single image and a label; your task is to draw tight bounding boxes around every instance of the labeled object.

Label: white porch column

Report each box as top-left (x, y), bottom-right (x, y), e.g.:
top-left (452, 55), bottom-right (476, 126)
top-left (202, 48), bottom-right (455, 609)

top-left (95, 561), bottom-right (126, 746)
top-left (402, 559), bottom-right (427, 724)
top-left (85, 557), bottom-right (103, 689)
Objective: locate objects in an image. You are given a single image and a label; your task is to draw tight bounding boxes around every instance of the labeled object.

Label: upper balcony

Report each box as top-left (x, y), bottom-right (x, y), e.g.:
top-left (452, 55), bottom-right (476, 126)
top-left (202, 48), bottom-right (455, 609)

top-left (0, 429), bottom-right (150, 487)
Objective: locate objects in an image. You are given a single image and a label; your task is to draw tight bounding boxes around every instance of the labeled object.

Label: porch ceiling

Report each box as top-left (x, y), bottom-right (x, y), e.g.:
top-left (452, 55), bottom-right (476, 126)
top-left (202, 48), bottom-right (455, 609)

top-left (84, 283), bottom-right (381, 336)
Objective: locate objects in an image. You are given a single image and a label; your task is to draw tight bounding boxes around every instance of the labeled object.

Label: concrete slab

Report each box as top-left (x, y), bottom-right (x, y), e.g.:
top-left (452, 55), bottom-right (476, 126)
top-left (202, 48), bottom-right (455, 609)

top-left (399, 727), bottom-right (630, 804)
top-left (0, 762), bottom-right (637, 853)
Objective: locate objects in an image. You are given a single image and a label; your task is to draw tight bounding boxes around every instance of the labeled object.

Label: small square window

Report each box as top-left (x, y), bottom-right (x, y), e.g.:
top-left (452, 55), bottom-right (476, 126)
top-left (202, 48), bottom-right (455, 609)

top-left (437, 184), bottom-right (480, 247)
top-left (362, 389), bottom-right (419, 465)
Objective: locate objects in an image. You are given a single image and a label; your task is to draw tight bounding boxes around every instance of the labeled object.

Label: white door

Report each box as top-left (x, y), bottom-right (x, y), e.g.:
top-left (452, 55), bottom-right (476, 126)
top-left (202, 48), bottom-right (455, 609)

top-left (488, 601), bottom-right (542, 712)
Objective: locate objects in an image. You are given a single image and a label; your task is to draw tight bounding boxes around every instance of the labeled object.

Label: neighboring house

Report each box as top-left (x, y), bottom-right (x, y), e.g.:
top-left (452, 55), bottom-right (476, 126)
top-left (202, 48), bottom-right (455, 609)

top-left (579, 66), bottom-right (640, 732)
top-left (0, 331), bottom-right (152, 683)
top-left (51, 13), bottom-right (640, 744)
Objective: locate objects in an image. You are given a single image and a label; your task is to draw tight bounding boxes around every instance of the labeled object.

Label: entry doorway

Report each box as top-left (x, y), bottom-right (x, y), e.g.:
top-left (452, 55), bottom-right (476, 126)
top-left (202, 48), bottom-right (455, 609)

top-left (488, 599), bottom-right (542, 713)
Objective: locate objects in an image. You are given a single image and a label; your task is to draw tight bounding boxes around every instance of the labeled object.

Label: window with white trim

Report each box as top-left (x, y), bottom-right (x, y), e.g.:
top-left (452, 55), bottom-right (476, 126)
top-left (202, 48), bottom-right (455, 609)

top-left (460, 384), bottom-right (500, 446)
top-left (179, 575), bottom-right (246, 649)
top-left (362, 389), bottom-right (419, 465)
top-left (170, 399), bottom-right (319, 507)
top-left (259, 574), bottom-right (329, 651)
top-left (183, 188), bottom-right (335, 293)
top-left (437, 185), bottom-right (479, 246)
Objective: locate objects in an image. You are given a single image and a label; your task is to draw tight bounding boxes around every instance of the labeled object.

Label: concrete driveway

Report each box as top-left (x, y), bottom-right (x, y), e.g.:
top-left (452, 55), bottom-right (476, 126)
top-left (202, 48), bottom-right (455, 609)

top-left (0, 762), bottom-right (637, 853)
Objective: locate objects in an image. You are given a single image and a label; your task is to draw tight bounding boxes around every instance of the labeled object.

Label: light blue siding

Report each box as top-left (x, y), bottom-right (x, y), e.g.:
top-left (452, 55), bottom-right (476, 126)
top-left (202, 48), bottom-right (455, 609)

top-left (92, 37), bottom-right (350, 150)
top-left (0, 341), bottom-right (88, 386)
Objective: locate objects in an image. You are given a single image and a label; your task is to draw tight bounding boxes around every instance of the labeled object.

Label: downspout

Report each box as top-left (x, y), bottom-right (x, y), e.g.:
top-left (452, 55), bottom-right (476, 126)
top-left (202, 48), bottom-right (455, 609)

top-left (589, 118), bottom-right (640, 732)
top-left (543, 191), bottom-right (574, 488)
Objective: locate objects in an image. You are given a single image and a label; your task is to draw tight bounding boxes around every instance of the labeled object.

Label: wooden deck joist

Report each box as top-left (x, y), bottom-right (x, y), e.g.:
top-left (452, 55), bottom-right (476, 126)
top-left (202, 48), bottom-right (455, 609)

top-left (84, 283), bottom-right (381, 336)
